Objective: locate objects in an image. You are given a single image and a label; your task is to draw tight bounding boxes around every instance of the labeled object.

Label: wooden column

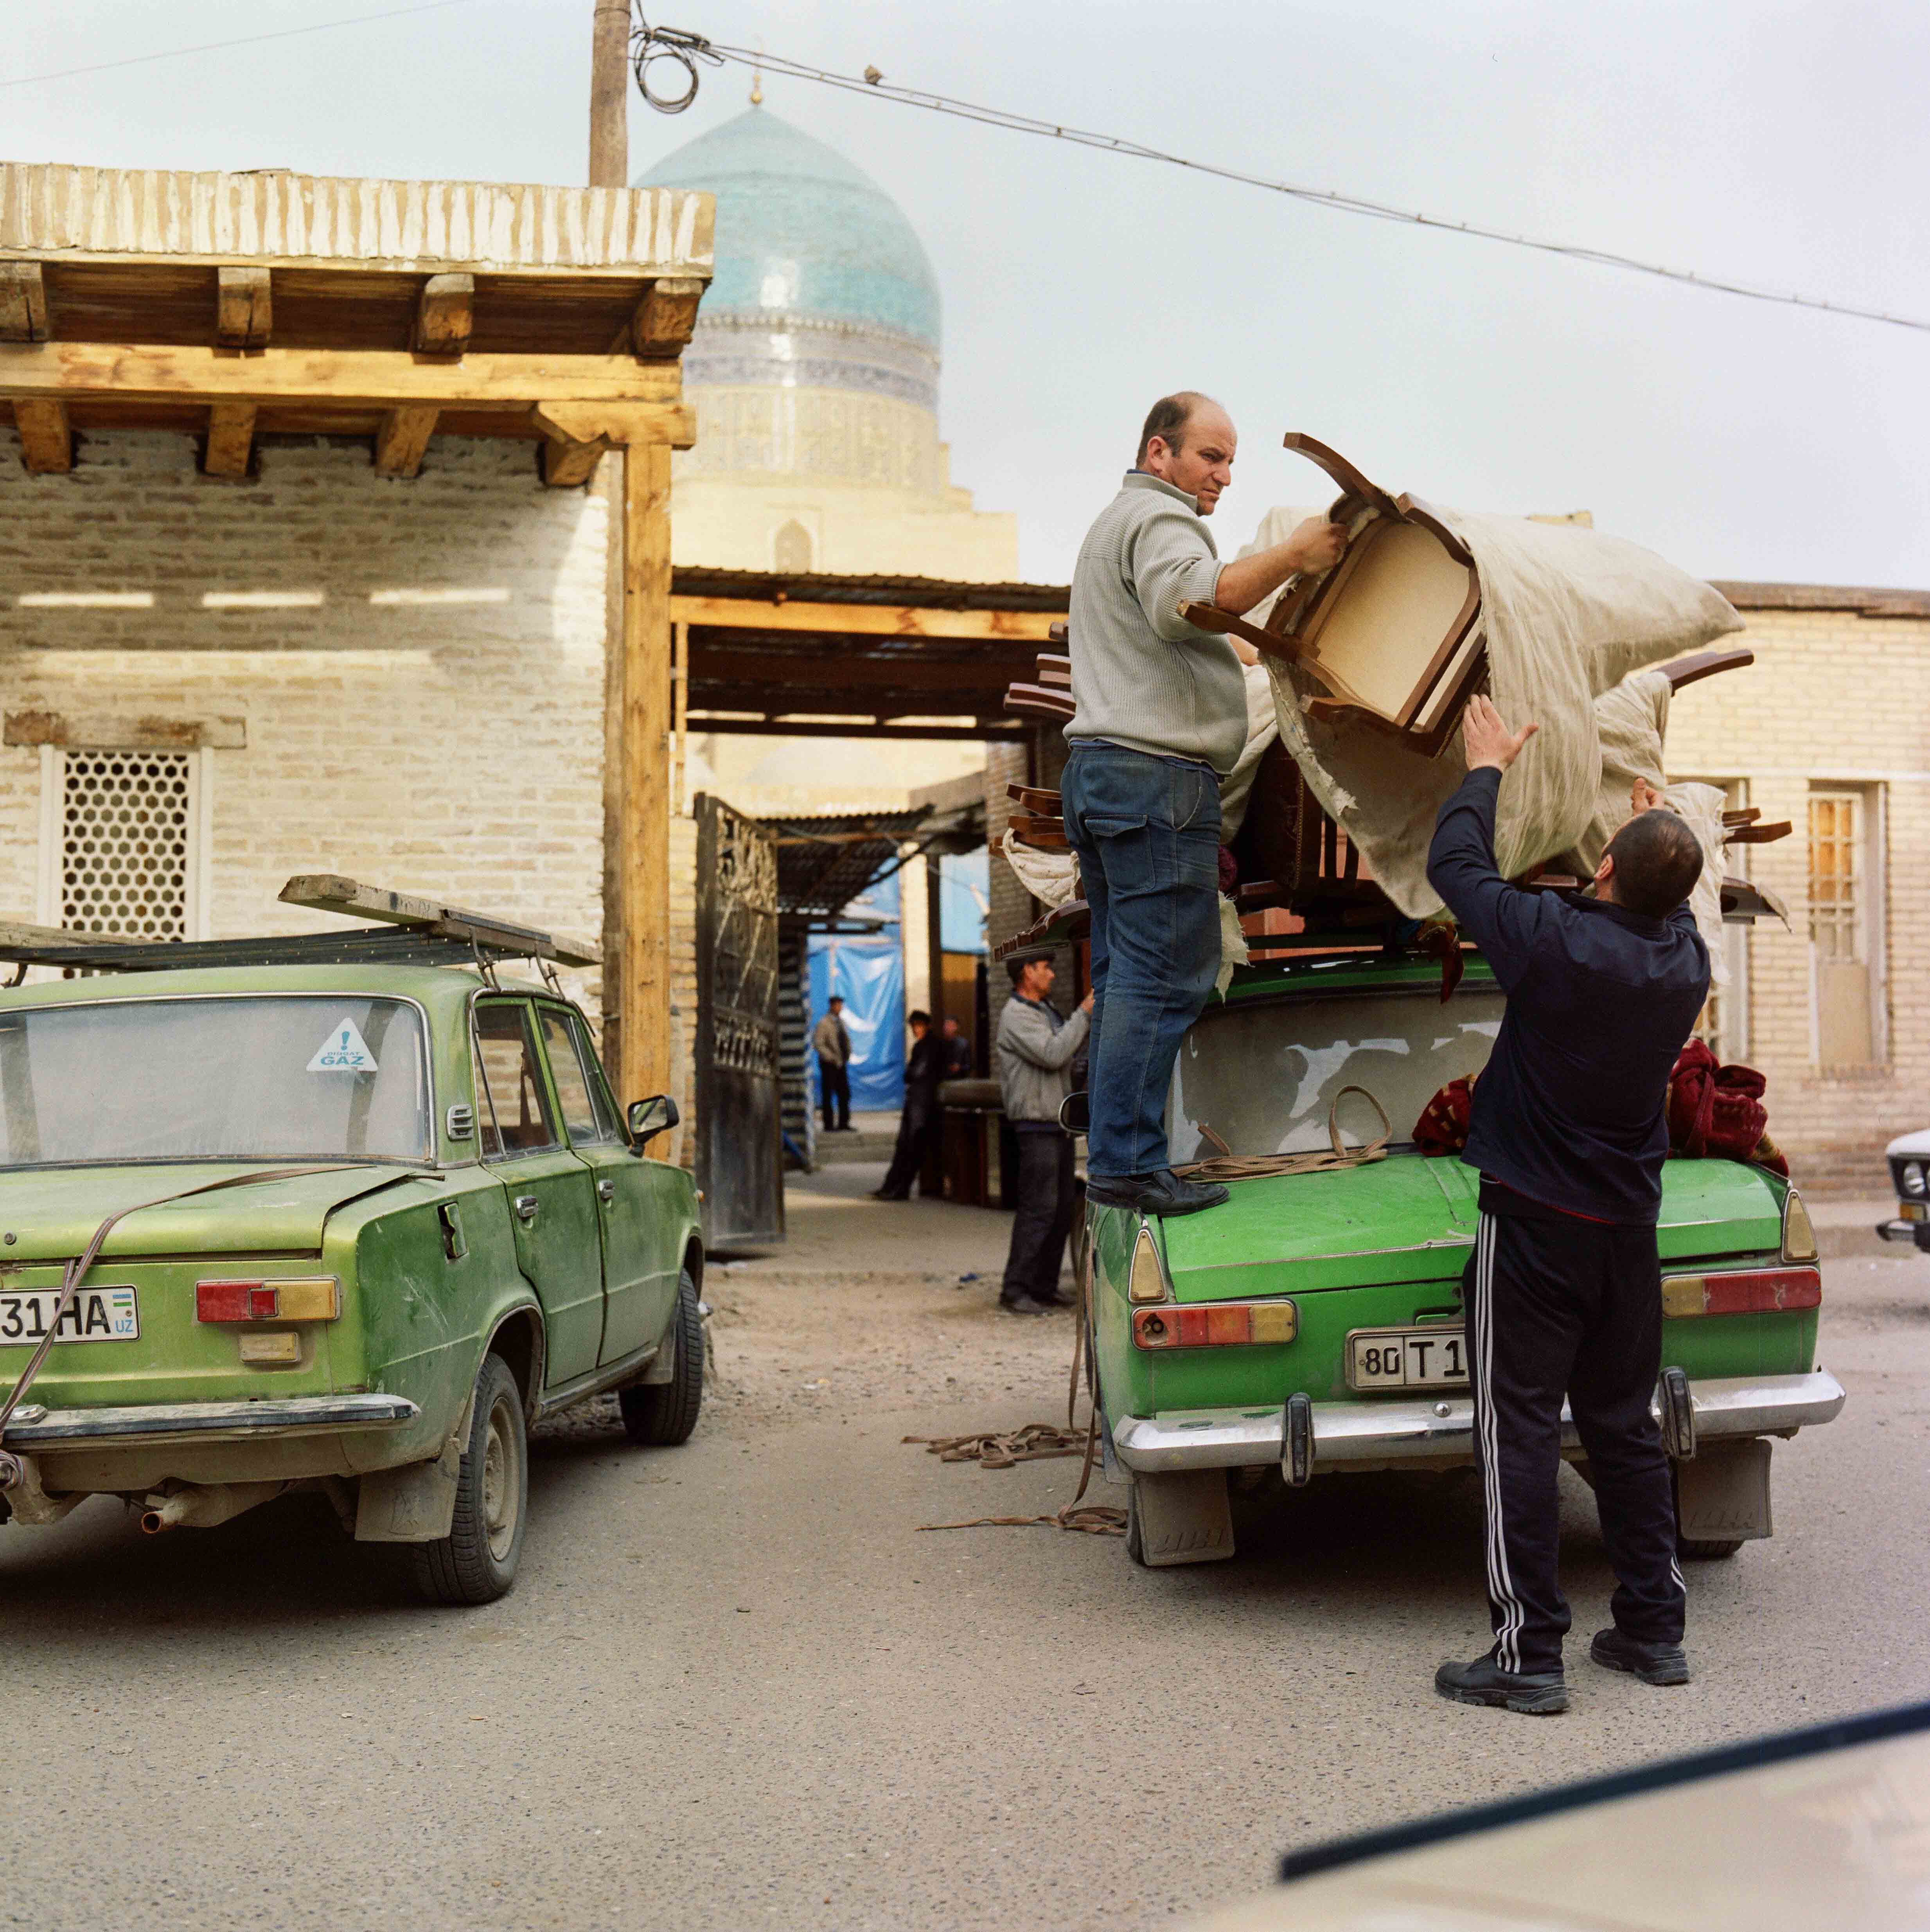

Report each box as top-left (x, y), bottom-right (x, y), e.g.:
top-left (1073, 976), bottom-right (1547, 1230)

top-left (589, 0), bottom-right (631, 189)
top-left (615, 436), bottom-right (675, 1106)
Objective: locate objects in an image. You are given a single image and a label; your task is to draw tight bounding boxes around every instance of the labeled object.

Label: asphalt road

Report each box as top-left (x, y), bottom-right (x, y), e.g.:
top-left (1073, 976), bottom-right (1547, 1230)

top-left (4, 1216), bottom-right (1927, 1932)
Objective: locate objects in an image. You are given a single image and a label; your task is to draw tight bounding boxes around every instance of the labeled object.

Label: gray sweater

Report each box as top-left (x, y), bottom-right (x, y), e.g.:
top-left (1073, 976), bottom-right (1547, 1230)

top-left (1064, 471), bottom-right (1248, 775)
top-left (995, 996), bottom-right (1090, 1126)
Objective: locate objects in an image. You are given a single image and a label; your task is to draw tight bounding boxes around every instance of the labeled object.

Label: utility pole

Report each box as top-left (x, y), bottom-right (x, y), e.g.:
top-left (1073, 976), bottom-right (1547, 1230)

top-left (589, 1), bottom-right (630, 189)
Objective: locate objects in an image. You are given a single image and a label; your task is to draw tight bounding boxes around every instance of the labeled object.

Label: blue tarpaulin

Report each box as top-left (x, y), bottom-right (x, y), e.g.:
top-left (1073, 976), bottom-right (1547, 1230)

top-left (939, 851), bottom-right (989, 954)
top-left (808, 935), bottom-right (905, 1111)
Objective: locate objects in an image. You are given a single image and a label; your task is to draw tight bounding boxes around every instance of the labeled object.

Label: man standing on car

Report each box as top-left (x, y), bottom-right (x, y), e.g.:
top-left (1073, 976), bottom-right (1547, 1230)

top-left (994, 947), bottom-right (1092, 1314)
top-left (813, 994), bottom-right (852, 1134)
top-left (1062, 392), bottom-right (1346, 1218)
top-left (1427, 695), bottom-right (1711, 1716)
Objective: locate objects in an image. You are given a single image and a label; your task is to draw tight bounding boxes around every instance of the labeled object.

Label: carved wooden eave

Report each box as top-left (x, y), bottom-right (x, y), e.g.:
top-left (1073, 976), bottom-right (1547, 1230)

top-left (0, 163), bottom-right (713, 480)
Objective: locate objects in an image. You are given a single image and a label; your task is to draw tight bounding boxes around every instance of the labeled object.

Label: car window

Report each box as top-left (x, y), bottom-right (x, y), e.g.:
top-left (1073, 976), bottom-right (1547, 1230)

top-left (568, 1013), bottom-right (626, 1143)
top-left (473, 1002), bottom-right (560, 1158)
top-left (0, 995), bottom-right (431, 1166)
top-left (1168, 988), bottom-right (1506, 1161)
top-left (537, 1007), bottom-right (617, 1146)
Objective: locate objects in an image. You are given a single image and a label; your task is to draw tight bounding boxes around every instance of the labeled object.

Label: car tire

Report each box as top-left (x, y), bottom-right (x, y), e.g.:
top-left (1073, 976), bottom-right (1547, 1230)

top-left (412, 1353), bottom-right (527, 1606)
top-left (1677, 1536), bottom-right (1743, 1561)
top-left (618, 1267), bottom-right (704, 1447)
top-left (1125, 1476), bottom-right (1148, 1567)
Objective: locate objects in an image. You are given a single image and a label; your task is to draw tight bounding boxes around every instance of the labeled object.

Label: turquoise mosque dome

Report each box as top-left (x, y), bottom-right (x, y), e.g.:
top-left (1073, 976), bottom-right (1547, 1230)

top-left (636, 106), bottom-right (942, 412)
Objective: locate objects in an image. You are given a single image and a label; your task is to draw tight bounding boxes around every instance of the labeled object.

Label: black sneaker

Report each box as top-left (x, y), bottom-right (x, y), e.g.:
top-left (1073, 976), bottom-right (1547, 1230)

top-left (1035, 1287), bottom-right (1076, 1309)
top-left (999, 1295), bottom-right (1051, 1316)
top-left (1434, 1655), bottom-right (1569, 1715)
top-left (1084, 1170), bottom-right (1230, 1217)
top-left (1590, 1627), bottom-right (1690, 1686)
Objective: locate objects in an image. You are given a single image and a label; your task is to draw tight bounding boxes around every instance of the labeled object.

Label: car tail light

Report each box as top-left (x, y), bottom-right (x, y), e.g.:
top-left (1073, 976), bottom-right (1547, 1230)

top-left (1781, 1187), bottom-right (1818, 1263)
top-left (1660, 1266), bottom-right (1820, 1320)
top-left (1133, 1300), bottom-right (1298, 1349)
top-left (196, 1275), bottom-right (340, 1323)
top-left (1127, 1226), bottom-right (1169, 1304)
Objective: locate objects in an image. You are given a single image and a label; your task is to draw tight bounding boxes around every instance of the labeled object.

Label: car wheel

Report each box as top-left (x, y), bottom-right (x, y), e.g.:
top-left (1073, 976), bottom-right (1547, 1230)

top-left (412, 1353), bottom-right (527, 1606)
top-left (1125, 1476), bottom-right (1148, 1567)
top-left (1677, 1536), bottom-right (1743, 1561)
top-left (618, 1267), bottom-right (704, 1447)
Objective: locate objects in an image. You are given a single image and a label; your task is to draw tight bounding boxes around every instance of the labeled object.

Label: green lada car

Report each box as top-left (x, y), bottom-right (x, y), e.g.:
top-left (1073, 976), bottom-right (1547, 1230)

top-left (0, 961), bottom-right (703, 1603)
top-left (1085, 950), bottom-right (1842, 1568)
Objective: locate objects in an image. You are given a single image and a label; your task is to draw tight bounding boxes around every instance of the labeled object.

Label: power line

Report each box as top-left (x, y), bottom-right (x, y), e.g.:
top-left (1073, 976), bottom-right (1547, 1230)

top-left (0, 0), bottom-right (477, 91)
top-left (632, 19), bottom-right (1929, 339)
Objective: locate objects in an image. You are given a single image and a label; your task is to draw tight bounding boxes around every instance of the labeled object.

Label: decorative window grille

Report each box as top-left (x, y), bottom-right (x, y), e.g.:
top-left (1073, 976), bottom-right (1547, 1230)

top-left (38, 748), bottom-right (210, 941)
top-left (772, 519), bottom-right (813, 574)
top-left (1808, 786), bottom-right (1883, 1069)
top-left (1808, 793), bottom-right (1862, 964)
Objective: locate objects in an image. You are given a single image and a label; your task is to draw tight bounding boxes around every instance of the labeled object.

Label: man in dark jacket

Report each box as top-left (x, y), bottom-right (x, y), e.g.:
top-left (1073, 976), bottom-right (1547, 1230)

top-left (1427, 695), bottom-right (1710, 1717)
top-left (874, 1011), bottom-right (944, 1200)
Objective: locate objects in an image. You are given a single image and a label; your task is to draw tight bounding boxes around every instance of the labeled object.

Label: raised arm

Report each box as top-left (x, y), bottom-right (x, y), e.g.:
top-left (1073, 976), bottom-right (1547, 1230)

top-left (1213, 517), bottom-right (1348, 617)
top-left (1425, 697), bottom-right (1547, 992)
top-left (1001, 1000), bottom-right (1091, 1072)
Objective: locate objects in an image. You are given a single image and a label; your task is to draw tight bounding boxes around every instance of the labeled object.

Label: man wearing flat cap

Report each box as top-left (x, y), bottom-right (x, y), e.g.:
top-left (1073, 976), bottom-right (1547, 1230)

top-left (994, 947), bottom-right (1092, 1315)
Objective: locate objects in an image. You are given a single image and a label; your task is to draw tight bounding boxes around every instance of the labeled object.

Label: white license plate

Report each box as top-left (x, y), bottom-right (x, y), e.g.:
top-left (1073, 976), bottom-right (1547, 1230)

top-left (1348, 1326), bottom-right (1468, 1391)
top-left (0, 1286), bottom-right (139, 1346)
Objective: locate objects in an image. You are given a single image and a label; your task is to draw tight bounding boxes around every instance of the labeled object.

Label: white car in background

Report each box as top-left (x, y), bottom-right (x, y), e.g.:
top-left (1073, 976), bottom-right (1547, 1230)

top-left (1877, 1128), bottom-right (1930, 1255)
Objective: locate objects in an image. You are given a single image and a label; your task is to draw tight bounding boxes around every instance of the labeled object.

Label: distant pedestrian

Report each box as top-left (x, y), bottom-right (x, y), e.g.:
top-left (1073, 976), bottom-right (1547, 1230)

top-left (874, 1010), bottom-right (943, 1200)
top-left (813, 995), bottom-right (853, 1133)
top-left (994, 948), bottom-right (1092, 1315)
top-left (940, 1015), bottom-right (973, 1081)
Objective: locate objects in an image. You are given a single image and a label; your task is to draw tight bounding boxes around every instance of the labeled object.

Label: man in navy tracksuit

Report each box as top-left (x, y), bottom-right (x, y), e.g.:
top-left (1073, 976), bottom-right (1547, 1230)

top-left (1427, 696), bottom-right (1711, 1716)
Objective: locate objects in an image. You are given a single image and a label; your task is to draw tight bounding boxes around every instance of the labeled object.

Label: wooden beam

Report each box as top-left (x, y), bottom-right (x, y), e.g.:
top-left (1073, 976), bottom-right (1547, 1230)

top-left (5, 711), bottom-right (246, 750)
top-left (613, 439), bottom-right (675, 1109)
top-left (633, 277), bottom-right (705, 354)
top-left (215, 266), bottom-right (272, 349)
top-left (412, 273), bottom-right (474, 356)
top-left (13, 399), bottom-right (70, 473)
top-left (670, 595), bottom-right (1063, 643)
top-left (532, 399), bottom-right (697, 450)
top-left (0, 915), bottom-right (161, 951)
top-left (541, 435), bottom-right (605, 487)
top-left (374, 406), bottom-right (438, 479)
top-left (278, 872), bottom-right (599, 966)
top-left (0, 263), bottom-right (48, 342)
top-left (689, 716), bottom-right (1025, 742)
top-left (0, 343), bottom-right (685, 410)
top-left (687, 649), bottom-right (1028, 692)
top-left (203, 401), bottom-right (256, 478)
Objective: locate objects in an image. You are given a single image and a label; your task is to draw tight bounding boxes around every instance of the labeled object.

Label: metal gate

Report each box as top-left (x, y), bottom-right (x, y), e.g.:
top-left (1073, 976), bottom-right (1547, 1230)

top-left (694, 793), bottom-right (784, 1247)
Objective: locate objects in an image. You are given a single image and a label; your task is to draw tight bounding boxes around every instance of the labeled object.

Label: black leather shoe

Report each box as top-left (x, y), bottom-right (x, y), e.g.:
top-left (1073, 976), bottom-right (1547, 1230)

top-left (1036, 1287), bottom-right (1076, 1309)
top-left (1590, 1627), bottom-right (1690, 1686)
top-left (1085, 1170), bottom-right (1230, 1217)
top-left (869, 1189), bottom-right (909, 1201)
top-left (1434, 1655), bottom-right (1569, 1715)
top-left (999, 1295), bottom-right (1052, 1316)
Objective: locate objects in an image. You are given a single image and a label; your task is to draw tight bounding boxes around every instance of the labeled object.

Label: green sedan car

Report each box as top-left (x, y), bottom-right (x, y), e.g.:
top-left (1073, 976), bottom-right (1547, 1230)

top-left (1086, 949), bottom-right (1842, 1567)
top-left (0, 960), bottom-right (703, 1603)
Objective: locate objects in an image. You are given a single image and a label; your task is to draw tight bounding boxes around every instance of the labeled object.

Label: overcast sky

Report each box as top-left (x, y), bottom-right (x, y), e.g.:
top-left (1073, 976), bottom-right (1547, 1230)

top-left (9, 0), bottom-right (1927, 587)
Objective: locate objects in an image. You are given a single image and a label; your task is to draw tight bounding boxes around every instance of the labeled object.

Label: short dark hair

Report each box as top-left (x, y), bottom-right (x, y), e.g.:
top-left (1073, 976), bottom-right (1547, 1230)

top-left (908, 1009), bottom-right (930, 1028)
top-left (826, 994), bottom-right (843, 1007)
top-left (1605, 808), bottom-right (1703, 917)
top-left (1136, 391), bottom-right (1218, 466)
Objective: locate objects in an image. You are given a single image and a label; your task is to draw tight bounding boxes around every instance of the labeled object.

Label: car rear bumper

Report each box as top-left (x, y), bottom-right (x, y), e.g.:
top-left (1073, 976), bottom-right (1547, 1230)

top-left (1111, 1369), bottom-right (1847, 1475)
top-left (1, 1393), bottom-right (419, 1449)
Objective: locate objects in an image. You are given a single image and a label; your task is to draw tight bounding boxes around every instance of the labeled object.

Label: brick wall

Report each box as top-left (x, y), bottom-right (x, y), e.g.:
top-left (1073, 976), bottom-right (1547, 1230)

top-left (1664, 604), bottom-right (1930, 1180)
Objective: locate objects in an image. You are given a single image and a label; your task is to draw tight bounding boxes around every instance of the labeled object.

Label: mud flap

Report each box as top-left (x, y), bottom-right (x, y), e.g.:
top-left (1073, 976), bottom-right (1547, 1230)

top-left (1133, 1468), bottom-right (1235, 1566)
top-left (354, 1396), bottom-right (471, 1543)
top-left (1676, 1437), bottom-right (1773, 1544)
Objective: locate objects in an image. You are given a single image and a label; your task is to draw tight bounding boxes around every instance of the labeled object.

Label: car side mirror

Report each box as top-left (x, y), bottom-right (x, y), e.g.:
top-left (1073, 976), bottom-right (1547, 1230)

top-left (627, 1094), bottom-right (679, 1146)
top-left (1058, 1090), bottom-right (1090, 1133)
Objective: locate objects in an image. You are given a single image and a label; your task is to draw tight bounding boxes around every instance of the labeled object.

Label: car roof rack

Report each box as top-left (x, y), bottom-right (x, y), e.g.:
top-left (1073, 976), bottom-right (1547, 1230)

top-left (0, 874), bottom-right (601, 977)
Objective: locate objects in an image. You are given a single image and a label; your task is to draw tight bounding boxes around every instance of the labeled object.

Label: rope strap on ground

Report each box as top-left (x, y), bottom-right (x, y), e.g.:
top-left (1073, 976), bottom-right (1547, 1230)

top-left (901, 1423), bottom-right (1087, 1468)
top-left (917, 1504), bottom-right (1125, 1536)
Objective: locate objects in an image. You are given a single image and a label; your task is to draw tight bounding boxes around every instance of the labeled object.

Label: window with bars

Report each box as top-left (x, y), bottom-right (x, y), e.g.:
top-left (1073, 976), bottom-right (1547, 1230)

top-left (38, 748), bottom-right (210, 942)
top-left (1809, 787), bottom-right (1881, 1068)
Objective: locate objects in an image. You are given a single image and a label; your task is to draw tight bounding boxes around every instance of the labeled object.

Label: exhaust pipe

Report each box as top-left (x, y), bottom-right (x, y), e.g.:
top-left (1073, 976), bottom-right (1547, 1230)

top-left (140, 1479), bottom-right (288, 1534)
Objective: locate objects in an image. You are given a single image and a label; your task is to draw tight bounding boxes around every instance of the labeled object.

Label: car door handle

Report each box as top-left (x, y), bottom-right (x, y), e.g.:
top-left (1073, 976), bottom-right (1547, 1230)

top-left (514, 1194), bottom-right (539, 1226)
top-left (596, 1180), bottom-right (615, 1203)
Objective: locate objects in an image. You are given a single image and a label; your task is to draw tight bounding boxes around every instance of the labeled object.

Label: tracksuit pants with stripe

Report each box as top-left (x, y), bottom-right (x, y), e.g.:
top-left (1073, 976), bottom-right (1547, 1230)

top-left (1464, 1206), bottom-right (1686, 1675)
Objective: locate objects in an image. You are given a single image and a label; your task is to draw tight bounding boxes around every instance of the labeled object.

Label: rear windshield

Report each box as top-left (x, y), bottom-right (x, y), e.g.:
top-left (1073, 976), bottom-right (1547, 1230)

top-left (1167, 988), bottom-right (1505, 1162)
top-left (0, 996), bottom-right (432, 1167)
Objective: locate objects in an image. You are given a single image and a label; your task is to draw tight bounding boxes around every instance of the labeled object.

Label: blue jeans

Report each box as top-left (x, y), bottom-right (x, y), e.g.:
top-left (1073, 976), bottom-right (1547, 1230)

top-left (1062, 741), bottom-right (1222, 1178)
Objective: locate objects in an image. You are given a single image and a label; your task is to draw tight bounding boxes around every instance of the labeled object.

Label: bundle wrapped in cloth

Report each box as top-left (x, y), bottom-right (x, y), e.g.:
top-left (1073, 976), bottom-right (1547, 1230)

top-left (1242, 491), bottom-right (1745, 919)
